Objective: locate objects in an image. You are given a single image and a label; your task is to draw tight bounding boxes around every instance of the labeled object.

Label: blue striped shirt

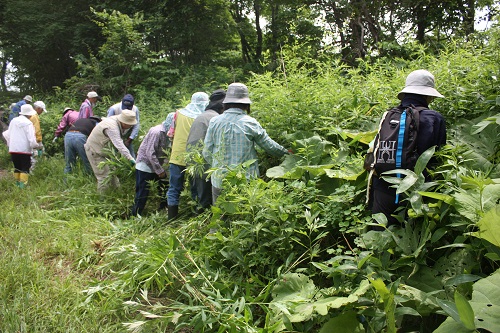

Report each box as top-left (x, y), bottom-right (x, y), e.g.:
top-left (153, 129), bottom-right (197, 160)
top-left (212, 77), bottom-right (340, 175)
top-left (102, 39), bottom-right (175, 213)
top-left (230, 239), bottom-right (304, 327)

top-left (203, 108), bottom-right (288, 188)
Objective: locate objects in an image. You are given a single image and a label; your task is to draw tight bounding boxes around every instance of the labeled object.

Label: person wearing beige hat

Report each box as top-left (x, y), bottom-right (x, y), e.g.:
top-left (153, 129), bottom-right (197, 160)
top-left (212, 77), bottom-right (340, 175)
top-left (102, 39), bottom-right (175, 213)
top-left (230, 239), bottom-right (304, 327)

top-left (84, 109), bottom-right (137, 193)
top-left (2, 104), bottom-right (41, 188)
top-left (78, 91), bottom-right (100, 119)
top-left (370, 69), bottom-right (447, 228)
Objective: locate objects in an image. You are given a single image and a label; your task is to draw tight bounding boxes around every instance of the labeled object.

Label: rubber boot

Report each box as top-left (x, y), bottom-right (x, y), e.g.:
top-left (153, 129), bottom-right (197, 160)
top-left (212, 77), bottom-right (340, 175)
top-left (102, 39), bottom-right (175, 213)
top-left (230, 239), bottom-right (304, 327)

top-left (18, 173), bottom-right (29, 188)
top-left (167, 205), bottom-right (179, 220)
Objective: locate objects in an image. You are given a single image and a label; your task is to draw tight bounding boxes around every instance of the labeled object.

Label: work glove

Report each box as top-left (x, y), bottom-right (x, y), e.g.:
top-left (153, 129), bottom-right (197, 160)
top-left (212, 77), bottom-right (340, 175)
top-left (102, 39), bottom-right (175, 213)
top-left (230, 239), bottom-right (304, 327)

top-left (37, 149), bottom-right (43, 157)
top-left (130, 158), bottom-right (136, 166)
top-left (52, 136), bottom-right (58, 143)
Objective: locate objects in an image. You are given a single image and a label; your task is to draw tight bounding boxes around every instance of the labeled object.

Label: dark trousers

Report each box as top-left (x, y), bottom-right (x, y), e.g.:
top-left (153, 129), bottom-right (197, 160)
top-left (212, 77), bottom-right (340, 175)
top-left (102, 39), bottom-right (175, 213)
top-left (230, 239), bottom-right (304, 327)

top-left (371, 176), bottom-right (402, 228)
top-left (131, 169), bottom-right (168, 216)
top-left (192, 166), bottom-right (213, 210)
top-left (11, 153), bottom-right (31, 173)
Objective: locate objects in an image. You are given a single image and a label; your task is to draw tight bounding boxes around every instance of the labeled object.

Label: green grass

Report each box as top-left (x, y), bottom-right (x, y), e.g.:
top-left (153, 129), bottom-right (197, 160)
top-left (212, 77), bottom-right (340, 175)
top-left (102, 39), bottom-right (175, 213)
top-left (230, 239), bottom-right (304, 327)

top-left (0, 151), bottom-right (135, 332)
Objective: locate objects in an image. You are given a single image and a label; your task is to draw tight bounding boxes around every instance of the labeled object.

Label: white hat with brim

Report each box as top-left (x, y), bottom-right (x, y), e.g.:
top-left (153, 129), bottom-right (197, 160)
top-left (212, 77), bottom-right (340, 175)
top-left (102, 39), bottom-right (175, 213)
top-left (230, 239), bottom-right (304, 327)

top-left (34, 101), bottom-right (47, 113)
top-left (223, 83), bottom-right (252, 104)
top-left (20, 104), bottom-right (37, 116)
top-left (117, 109), bottom-right (137, 125)
top-left (397, 69), bottom-right (444, 100)
top-left (23, 95), bottom-right (33, 102)
top-left (87, 91), bottom-right (99, 98)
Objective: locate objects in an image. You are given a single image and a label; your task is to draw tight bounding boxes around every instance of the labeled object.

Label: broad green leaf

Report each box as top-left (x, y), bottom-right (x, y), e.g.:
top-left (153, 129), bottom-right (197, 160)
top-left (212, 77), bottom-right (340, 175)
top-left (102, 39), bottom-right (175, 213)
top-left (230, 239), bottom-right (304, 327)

top-left (445, 274), bottom-right (482, 286)
top-left (271, 273), bottom-right (316, 302)
top-left (436, 298), bottom-right (462, 325)
top-left (454, 291), bottom-right (476, 330)
top-left (414, 146), bottom-right (435, 175)
top-left (324, 167), bottom-right (364, 180)
top-left (319, 311), bottom-right (364, 333)
top-left (471, 205), bottom-right (500, 247)
top-left (435, 269), bottom-right (500, 332)
top-left (419, 191), bottom-right (455, 205)
top-left (343, 130), bottom-right (378, 145)
top-left (398, 284), bottom-right (441, 315)
top-left (431, 228), bottom-right (448, 243)
top-left (394, 306), bottom-right (421, 318)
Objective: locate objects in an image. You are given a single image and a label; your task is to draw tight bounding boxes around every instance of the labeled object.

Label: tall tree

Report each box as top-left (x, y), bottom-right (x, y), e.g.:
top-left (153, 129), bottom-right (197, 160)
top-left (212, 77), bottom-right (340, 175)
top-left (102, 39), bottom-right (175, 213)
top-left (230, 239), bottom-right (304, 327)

top-left (0, 0), bottom-right (104, 92)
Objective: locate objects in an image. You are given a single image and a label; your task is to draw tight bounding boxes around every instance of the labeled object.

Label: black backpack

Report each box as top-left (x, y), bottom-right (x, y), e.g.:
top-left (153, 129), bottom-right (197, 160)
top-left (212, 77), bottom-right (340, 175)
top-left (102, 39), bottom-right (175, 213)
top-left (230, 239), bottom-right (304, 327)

top-left (367, 105), bottom-right (427, 175)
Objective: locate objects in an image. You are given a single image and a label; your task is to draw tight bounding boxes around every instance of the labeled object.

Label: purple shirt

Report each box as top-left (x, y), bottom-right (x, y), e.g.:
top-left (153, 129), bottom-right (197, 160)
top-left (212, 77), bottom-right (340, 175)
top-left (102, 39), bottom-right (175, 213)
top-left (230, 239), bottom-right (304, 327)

top-left (136, 124), bottom-right (168, 175)
top-left (55, 110), bottom-right (79, 137)
top-left (78, 99), bottom-right (94, 119)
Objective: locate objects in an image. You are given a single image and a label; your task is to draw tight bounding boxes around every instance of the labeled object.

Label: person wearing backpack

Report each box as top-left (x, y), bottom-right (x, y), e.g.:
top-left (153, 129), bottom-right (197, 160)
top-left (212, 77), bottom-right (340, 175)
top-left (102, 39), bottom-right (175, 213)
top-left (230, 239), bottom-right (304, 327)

top-left (369, 69), bottom-right (446, 228)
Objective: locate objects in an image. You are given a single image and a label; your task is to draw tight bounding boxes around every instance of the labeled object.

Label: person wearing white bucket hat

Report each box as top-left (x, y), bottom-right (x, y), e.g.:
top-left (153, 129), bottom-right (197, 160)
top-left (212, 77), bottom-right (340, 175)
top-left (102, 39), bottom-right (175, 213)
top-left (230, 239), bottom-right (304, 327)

top-left (78, 91), bottom-right (100, 119)
top-left (2, 104), bottom-right (41, 188)
top-left (370, 69), bottom-right (447, 228)
top-left (203, 83), bottom-right (290, 206)
top-left (84, 109), bottom-right (137, 193)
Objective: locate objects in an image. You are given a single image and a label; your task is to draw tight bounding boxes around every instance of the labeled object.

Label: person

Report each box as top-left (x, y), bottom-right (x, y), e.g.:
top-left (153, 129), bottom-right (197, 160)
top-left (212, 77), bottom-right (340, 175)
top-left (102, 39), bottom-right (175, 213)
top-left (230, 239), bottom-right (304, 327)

top-left (186, 89), bottom-right (226, 213)
top-left (8, 95), bottom-right (32, 124)
top-left (203, 82), bottom-right (289, 205)
top-left (53, 107), bottom-right (80, 142)
top-left (2, 104), bottom-right (41, 188)
top-left (63, 116), bottom-right (101, 174)
top-left (166, 92), bottom-right (210, 220)
top-left (130, 115), bottom-right (173, 216)
top-left (78, 91), bottom-right (100, 119)
top-left (106, 94), bottom-right (140, 158)
top-left (30, 101), bottom-right (48, 170)
top-left (370, 69), bottom-right (446, 227)
top-left (84, 110), bottom-right (137, 193)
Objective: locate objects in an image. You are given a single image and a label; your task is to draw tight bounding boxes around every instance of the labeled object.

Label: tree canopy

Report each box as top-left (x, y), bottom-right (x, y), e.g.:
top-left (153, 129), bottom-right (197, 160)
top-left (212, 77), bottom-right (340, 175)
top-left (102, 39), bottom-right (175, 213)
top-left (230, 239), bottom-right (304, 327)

top-left (0, 0), bottom-right (498, 95)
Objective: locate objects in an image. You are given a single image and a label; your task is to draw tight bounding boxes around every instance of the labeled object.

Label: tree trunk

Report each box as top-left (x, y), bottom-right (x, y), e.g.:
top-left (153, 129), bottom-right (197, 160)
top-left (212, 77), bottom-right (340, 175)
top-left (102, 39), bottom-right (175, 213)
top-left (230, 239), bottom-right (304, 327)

top-left (0, 58), bottom-right (7, 92)
top-left (464, 0), bottom-right (475, 37)
top-left (270, 3), bottom-right (279, 63)
top-left (254, 0), bottom-right (263, 62)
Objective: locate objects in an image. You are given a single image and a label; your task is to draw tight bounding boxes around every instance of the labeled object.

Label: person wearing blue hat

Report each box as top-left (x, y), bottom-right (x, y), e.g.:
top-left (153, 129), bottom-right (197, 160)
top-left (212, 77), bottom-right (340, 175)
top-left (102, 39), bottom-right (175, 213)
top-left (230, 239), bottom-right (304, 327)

top-left (107, 94), bottom-right (140, 158)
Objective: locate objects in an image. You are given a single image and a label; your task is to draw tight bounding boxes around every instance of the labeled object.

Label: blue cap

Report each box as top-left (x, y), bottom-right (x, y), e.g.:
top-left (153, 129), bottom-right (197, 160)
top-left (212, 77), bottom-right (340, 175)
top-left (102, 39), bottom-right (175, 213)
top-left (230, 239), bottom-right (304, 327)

top-left (121, 94), bottom-right (134, 110)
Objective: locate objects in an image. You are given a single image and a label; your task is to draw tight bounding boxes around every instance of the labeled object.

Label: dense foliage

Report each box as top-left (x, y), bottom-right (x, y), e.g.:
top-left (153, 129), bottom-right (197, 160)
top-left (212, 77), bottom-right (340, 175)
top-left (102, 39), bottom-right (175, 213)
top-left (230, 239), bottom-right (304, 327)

top-left (1, 15), bottom-right (500, 333)
top-left (1, 0), bottom-right (499, 96)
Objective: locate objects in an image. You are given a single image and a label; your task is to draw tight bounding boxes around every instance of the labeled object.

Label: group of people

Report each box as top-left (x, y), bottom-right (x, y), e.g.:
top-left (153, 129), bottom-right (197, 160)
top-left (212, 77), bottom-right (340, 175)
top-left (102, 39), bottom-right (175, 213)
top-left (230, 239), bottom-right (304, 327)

top-left (133, 83), bottom-right (290, 219)
top-left (2, 71), bottom-right (446, 227)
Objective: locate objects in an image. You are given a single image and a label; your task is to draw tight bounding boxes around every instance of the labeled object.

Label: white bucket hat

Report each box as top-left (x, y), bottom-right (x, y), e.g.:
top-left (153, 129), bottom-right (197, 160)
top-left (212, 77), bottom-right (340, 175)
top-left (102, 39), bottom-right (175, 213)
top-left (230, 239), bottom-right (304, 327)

top-left (117, 109), bottom-right (137, 125)
top-left (223, 83), bottom-right (252, 104)
top-left (87, 91), bottom-right (99, 98)
top-left (19, 104), bottom-right (37, 116)
top-left (397, 70), bottom-right (444, 100)
top-left (34, 101), bottom-right (47, 112)
top-left (23, 95), bottom-right (33, 102)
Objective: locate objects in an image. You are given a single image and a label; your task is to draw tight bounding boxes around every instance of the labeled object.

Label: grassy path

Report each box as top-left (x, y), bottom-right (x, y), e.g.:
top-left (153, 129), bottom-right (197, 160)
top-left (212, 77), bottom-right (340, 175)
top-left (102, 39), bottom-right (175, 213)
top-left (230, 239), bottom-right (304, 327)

top-left (0, 150), bottom-right (132, 332)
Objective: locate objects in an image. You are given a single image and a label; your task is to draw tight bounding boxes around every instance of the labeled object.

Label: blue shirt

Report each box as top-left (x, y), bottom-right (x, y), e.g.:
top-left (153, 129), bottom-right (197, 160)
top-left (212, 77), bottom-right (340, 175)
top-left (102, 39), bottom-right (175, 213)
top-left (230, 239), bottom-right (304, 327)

top-left (203, 107), bottom-right (288, 188)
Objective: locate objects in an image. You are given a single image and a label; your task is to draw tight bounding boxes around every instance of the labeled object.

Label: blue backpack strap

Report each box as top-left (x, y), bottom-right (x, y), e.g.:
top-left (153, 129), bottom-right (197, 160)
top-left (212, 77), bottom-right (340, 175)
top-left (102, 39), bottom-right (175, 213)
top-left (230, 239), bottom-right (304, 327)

top-left (394, 109), bottom-right (407, 204)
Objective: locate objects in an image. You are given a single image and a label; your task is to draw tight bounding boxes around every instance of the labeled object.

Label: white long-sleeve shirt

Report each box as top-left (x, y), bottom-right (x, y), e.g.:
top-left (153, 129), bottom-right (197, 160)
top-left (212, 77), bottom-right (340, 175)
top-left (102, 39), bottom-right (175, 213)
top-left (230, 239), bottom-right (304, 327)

top-left (4, 115), bottom-right (39, 154)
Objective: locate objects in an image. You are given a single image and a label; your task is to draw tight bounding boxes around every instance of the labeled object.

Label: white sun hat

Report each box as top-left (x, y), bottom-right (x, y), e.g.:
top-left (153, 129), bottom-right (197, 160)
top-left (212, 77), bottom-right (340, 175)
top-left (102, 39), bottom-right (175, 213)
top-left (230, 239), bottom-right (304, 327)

top-left (397, 70), bottom-right (444, 100)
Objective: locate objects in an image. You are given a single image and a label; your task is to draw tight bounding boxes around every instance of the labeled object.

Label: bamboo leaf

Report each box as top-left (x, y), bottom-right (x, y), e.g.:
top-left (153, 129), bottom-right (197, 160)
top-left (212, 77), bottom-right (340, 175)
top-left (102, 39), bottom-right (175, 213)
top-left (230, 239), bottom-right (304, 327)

top-left (454, 291), bottom-right (475, 330)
